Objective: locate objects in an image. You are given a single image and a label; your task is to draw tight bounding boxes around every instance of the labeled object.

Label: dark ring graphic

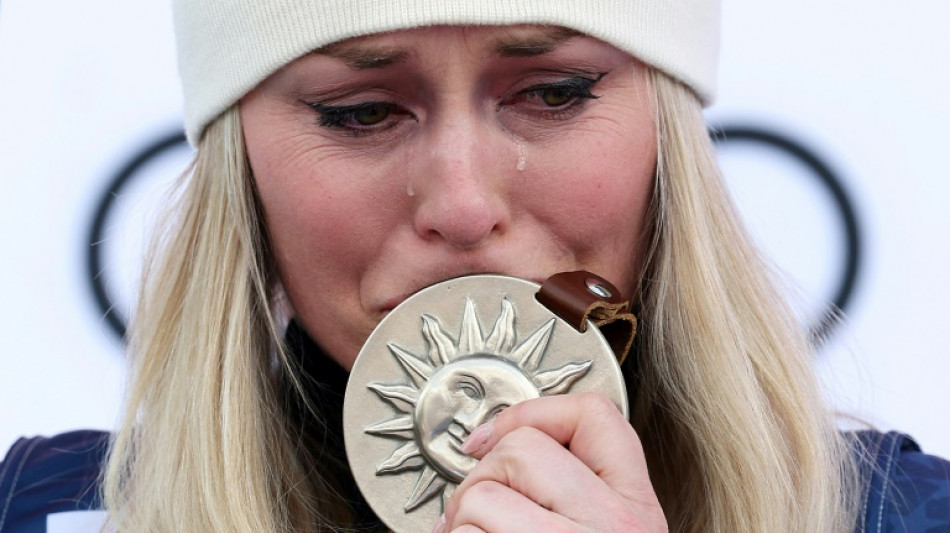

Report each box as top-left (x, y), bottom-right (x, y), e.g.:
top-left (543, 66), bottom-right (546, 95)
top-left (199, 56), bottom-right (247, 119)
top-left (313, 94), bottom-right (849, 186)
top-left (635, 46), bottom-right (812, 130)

top-left (710, 126), bottom-right (863, 344)
top-left (86, 131), bottom-right (188, 341)
top-left (86, 126), bottom-right (862, 347)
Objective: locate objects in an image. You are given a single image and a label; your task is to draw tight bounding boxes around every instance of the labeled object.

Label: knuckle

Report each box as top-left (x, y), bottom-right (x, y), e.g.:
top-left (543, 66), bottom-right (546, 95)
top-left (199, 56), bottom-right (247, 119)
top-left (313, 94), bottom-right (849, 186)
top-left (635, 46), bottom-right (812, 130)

top-left (463, 479), bottom-right (507, 504)
top-left (483, 426), bottom-right (552, 476)
top-left (497, 398), bottom-right (532, 426)
top-left (579, 392), bottom-right (621, 416)
top-left (496, 425), bottom-right (546, 452)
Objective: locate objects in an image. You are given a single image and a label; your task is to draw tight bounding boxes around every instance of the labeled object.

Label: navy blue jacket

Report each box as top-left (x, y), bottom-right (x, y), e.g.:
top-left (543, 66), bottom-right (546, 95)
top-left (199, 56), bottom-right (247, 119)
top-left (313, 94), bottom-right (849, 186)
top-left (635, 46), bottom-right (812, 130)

top-left (2, 429), bottom-right (948, 532)
top-left (0, 431), bottom-right (107, 532)
top-left (853, 430), bottom-right (950, 531)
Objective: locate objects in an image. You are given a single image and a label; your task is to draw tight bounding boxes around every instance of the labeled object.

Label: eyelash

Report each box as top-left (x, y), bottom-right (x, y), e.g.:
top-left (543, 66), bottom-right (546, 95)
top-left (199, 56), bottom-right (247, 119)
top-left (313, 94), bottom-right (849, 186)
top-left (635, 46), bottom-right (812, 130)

top-left (306, 72), bottom-right (607, 135)
top-left (501, 73), bottom-right (606, 118)
top-left (308, 101), bottom-right (410, 134)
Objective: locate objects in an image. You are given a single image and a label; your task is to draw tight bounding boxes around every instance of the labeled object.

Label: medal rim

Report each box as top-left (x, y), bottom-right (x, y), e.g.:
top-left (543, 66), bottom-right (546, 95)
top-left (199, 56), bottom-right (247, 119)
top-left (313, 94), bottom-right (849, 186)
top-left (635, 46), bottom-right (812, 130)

top-left (343, 274), bottom-right (628, 532)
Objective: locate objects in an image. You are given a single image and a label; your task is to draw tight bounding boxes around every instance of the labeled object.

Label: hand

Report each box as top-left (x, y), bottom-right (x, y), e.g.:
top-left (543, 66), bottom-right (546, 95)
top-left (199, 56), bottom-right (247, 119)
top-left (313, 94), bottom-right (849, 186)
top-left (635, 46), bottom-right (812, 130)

top-left (435, 393), bottom-right (668, 533)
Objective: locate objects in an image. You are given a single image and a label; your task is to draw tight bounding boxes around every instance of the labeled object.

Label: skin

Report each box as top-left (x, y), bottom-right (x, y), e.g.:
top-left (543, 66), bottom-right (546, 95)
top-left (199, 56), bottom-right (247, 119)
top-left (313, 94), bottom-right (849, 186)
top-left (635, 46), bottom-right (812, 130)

top-left (242, 24), bottom-right (666, 533)
top-left (447, 394), bottom-right (667, 532)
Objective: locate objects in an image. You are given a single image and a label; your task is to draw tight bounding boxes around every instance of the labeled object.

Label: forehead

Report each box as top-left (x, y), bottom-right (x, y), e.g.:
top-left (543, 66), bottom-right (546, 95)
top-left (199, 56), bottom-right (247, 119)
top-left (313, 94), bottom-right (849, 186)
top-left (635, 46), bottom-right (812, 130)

top-left (312, 25), bottom-right (583, 67)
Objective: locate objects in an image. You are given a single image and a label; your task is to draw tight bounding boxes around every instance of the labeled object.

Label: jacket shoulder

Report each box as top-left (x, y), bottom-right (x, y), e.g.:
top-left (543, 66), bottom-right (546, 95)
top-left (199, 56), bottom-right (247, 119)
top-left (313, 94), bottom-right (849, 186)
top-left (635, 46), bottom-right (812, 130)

top-left (0, 430), bottom-right (109, 532)
top-left (852, 430), bottom-right (950, 532)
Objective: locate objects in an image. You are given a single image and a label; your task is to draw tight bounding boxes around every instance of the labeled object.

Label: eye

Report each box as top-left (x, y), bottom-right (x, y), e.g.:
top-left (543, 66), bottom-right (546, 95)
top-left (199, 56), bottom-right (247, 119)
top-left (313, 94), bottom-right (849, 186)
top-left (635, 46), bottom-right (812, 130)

top-left (504, 73), bottom-right (606, 111)
top-left (308, 101), bottom-right (412, 132)
top-left (350, 102), bottom-right (392, 125)
top-left (539, 86), bottom-right (577, 107)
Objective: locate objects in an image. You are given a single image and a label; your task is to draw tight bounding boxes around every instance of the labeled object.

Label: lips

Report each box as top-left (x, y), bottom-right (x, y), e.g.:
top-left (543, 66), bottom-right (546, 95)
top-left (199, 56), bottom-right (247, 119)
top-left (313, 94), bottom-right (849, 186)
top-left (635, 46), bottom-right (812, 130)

top-left (376, 271), bottom-right (547, 314)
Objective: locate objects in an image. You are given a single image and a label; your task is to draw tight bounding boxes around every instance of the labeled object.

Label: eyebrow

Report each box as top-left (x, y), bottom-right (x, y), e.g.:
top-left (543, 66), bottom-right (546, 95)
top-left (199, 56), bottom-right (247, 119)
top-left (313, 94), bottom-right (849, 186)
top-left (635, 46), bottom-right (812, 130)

top-left (314, 26), bottom-right (582, 69)
top-left (315, 42), bottom-right (409, 69)
top-left (492, 27), bottom-right (581, 57)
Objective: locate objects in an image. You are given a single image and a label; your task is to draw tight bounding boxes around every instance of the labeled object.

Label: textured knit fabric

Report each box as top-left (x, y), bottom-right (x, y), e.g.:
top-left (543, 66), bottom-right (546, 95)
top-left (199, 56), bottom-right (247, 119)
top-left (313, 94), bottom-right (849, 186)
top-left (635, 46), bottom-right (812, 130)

top-left (172, 0), bottom-right (721, 144)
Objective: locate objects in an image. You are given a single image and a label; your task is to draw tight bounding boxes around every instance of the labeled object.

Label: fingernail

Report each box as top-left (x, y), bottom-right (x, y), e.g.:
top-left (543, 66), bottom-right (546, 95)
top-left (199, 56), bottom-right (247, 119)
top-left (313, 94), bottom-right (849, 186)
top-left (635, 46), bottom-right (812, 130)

top-left (462, 419), bottom-right (494, 455)
top-left (431, 513), bottom-right (446, 533)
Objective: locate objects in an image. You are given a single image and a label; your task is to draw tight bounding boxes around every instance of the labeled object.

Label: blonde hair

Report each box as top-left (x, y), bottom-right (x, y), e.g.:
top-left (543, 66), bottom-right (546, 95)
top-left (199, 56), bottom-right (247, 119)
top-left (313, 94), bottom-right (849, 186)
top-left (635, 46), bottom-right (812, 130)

top-left (104, 70), bottom-right (860, 532)
top-left (103, 108), bottom-right (349, 531)
top-left (630, 71), bottom-right (860, 531)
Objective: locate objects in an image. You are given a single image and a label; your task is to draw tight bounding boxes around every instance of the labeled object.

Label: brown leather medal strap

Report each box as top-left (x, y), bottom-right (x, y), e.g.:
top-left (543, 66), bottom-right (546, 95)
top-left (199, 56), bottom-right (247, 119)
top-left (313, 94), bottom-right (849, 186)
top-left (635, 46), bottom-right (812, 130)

top-left (535, 271), bottom-right (637, 365)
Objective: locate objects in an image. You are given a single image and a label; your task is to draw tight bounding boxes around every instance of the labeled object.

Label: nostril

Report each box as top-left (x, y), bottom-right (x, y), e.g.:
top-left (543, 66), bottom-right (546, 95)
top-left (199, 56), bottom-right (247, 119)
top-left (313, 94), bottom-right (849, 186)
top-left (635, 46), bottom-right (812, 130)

top-left (407, 132), bottom-right (512, 247)
top-left (412, 191), bottom-right (506, 249)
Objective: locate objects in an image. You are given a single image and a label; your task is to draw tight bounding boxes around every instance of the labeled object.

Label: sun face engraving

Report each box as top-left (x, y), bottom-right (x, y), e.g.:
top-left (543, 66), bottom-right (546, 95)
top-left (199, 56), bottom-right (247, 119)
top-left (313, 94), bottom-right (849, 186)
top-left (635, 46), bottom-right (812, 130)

top-left (365, 297), bottom-right (593, 513)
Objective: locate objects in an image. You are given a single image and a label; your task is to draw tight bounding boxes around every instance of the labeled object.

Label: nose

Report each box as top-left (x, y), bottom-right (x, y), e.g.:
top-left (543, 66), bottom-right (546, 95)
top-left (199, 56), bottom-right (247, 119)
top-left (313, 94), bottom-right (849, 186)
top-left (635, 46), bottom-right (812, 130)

top-left (453, 409), bottom-right (480, 435)
top-left (408, 115), bottom-right (510, 249)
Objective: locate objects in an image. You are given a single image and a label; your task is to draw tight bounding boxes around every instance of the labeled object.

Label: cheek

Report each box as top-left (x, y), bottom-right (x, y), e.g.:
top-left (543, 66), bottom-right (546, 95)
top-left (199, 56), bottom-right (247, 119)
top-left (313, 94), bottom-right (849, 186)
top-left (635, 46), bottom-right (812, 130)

top-left (242, 101), bottom-right (414, 362)
top-left (249, 135), bottom-right (407, 285)
top-left (242, 96), bottom-right (407, 274)
top-left (527, 127), bottom-right (655, 246)
top-left (257, 163), bottom-right (363, 287)
top-left (515, 118), bottom-right (655, 294)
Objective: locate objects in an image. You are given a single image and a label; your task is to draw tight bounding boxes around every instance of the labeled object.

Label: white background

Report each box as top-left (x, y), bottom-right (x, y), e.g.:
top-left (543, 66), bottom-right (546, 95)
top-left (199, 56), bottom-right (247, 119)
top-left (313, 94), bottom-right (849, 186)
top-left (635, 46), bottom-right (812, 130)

top-left (2, 1), bottom-right (948, 460)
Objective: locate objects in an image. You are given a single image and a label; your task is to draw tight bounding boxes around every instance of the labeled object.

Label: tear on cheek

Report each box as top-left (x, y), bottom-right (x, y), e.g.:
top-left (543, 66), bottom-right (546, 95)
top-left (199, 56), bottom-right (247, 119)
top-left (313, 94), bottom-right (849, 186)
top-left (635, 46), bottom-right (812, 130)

top-left (515, 139), bottom-right (527, 171)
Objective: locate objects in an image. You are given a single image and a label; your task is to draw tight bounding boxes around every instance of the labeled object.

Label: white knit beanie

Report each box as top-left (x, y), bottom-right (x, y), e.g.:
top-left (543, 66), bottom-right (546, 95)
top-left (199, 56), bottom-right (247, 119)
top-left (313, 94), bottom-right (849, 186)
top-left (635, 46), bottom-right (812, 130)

top-left (173, 0), bottom-right (721, 145)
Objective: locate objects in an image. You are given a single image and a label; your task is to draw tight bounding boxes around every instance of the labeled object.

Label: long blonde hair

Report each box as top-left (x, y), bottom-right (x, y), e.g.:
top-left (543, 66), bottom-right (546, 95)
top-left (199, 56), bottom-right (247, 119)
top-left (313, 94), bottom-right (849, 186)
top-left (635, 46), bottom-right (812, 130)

top-left (104, 70), bottom-right (859, 532)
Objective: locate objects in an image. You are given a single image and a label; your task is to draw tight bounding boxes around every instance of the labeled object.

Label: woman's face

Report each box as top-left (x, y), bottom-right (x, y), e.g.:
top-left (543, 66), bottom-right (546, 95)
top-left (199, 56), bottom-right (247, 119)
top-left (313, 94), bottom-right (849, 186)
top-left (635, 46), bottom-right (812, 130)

top-left (242, 25), bottom-right (656, 369)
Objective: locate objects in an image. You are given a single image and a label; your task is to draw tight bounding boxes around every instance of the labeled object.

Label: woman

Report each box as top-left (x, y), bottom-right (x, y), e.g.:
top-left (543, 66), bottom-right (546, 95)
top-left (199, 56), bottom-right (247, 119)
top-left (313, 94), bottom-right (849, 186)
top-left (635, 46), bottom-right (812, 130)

top-left (2, 1), bottom-right (948, 532)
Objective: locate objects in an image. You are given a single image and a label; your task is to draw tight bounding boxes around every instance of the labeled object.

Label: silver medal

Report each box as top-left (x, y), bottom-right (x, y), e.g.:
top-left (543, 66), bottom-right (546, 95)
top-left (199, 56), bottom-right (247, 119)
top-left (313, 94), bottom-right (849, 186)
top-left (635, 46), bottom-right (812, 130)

top-left (343, 274), bottom-right (628, 532)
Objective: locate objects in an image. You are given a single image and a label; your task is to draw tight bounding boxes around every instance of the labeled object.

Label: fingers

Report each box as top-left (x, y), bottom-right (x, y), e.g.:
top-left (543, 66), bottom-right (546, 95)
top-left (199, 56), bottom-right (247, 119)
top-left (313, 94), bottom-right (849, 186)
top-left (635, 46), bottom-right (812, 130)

top-left (440, 480), bottom-right (575, 533)
top-left (463, 393), bottom-right (652, 501)
top-left (442, 393), bottom-right (668, 533)
top-left (451, 424), bottom-right (630, 526)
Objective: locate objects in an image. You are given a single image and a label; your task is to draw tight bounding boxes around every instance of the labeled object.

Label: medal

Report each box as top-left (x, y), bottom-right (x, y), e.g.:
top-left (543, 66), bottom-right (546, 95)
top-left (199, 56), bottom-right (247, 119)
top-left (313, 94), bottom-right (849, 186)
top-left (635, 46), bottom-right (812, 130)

top-left (343, 273), bottom-right (634, 532)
